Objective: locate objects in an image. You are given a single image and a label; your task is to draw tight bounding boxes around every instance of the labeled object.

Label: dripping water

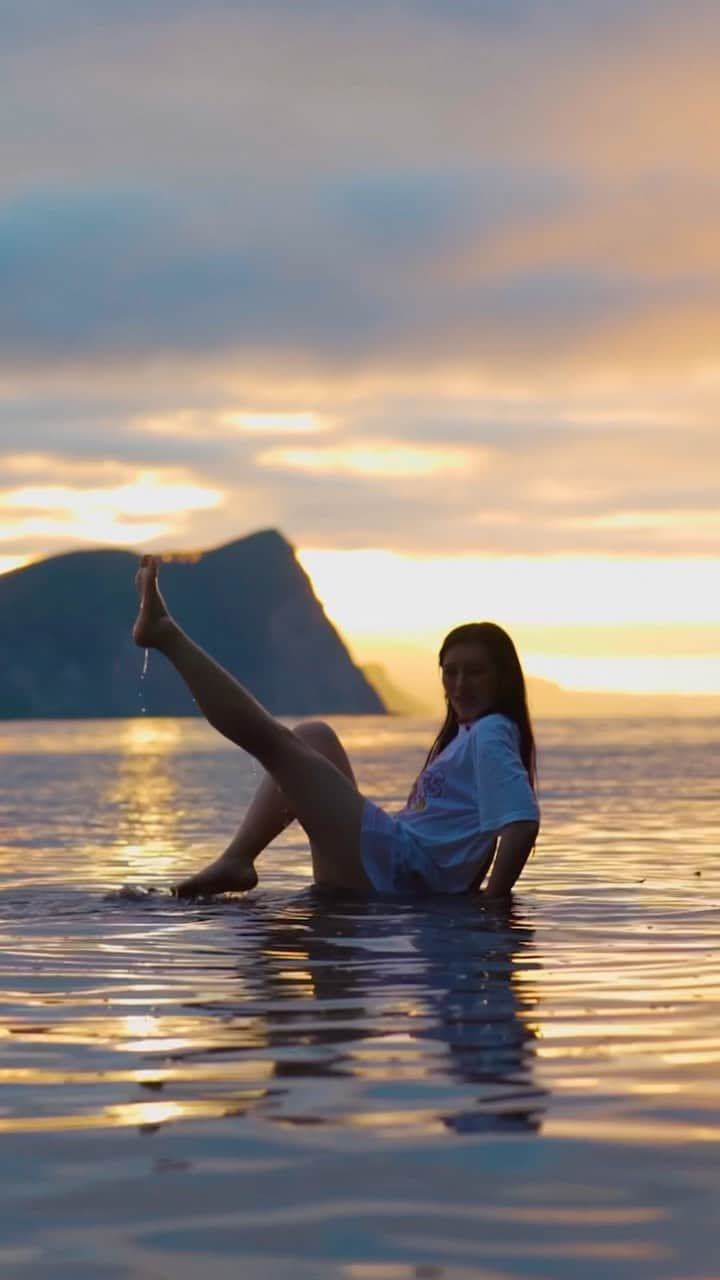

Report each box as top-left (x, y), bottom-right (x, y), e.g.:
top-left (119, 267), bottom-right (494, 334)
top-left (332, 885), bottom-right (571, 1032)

top-left (138, 647), bottom-right (149, 714)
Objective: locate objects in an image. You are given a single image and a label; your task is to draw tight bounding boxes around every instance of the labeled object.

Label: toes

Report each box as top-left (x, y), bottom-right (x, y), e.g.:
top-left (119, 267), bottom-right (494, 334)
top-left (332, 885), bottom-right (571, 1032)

top-left (138, 553), bottom-right (156, 574)
top-left (135, 554), bottom-right (158, 597)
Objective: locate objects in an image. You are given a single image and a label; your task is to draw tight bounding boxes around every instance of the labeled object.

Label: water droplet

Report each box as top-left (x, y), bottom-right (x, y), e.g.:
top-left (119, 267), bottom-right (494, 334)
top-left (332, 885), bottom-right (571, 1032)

top-left (138, 649), bottom-right (150, 717)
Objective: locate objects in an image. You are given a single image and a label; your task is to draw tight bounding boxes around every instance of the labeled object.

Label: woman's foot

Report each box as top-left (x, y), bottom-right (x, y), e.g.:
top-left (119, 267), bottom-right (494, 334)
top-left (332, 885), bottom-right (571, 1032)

top-left (133, 555), bottom-right (174, 649)
top-left (173, 853), bottom-right (259, 899)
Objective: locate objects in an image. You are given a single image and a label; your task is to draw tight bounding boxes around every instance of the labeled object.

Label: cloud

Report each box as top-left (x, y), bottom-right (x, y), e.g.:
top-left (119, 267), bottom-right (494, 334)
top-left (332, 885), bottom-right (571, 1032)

top-left (1, 0), bottom-right (720, 574)
top-left (4, 1), bottom-right (720, 375)
top-left (257, 442), bottom-right (474, 478)
top-left (1, 370), bottom-right (718, 558)
top-left (0, 461), bottom-right (223, 555)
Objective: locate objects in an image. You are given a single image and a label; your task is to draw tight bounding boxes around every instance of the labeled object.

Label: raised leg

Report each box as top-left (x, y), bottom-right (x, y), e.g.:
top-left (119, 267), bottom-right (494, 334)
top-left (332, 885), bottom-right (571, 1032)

top-left (174, 720), bottom-right (359, 897)
top-left (133, 556), bottom-right (370, 892)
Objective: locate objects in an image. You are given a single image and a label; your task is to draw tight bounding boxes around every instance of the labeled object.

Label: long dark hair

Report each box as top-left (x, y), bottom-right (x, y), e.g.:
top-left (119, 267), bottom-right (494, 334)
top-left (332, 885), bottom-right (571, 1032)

top-left (424, 621), bottom-right (536, 786)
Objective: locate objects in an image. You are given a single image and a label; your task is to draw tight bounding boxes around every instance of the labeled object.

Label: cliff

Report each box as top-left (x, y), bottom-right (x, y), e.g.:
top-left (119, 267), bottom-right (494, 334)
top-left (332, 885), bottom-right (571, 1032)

top-left (0, 530), bottom-right (386, 719)
top-left (361, 663), bottom-right (432, 715)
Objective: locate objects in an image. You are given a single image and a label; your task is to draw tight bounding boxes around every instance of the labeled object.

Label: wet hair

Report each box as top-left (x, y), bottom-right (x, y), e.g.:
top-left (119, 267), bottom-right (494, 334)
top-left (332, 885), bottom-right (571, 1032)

top-left (424, 621), bottom-right (536, 786)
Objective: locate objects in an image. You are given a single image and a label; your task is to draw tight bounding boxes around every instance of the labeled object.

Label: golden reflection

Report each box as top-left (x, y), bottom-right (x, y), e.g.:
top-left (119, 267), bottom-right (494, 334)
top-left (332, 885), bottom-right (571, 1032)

top-left (99, 724), bottom-right (185, 883)
top-left (351, 1067), bottom-right (436, 1082)
top-left (122, 1014), bottom-right (159, 1039)
top-left (548, 1118), bottom-right (720, 1145)
top-left (109, 1100), bottom-right (188, 1127)
top-left (3, 1010), bottom-right (268, 1056)
top-left (117, 718), bottom-right (184, 754)
top-left (123, 1037), bottom-right (192, 1054)
top-left (660, 1049), bottom-right (720, 1065)
top-left (275, 968), bottom-right (315, 989)
top-left (324, 1109), bottom-right (450, 1134)
top-left (538, 1020), bottom-right (671, 1041)
top-left (109, 1011), bottom-right (254, 1056)
top-left (0, 1092), bottom-right (267, 1134)
top-left (627, 1083), bottom-right (682, 1096)
top-left (0, 1062), bottom-right (274, 1086)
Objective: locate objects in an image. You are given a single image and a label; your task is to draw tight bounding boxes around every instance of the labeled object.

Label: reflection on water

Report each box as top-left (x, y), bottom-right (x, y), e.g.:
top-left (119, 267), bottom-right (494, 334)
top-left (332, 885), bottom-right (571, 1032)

top-left (0, 716), bottom-right (718, 1278)
top-left (105, 726), bottom-right (184, 886)
top-left (0, 891), bottom-right (543, 1139)
top-left (196, 893), bottom-right (543, 1139)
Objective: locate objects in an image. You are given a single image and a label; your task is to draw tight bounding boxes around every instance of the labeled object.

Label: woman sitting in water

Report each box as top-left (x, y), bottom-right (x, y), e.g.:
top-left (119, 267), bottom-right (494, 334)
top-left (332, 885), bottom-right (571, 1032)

top-left (133, 556), bottom-right (539, 900)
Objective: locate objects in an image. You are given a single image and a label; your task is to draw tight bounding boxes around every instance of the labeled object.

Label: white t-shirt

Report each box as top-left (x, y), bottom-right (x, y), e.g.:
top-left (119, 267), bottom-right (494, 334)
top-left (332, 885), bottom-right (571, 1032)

top-left (395, 712), bottom-right (539, 893)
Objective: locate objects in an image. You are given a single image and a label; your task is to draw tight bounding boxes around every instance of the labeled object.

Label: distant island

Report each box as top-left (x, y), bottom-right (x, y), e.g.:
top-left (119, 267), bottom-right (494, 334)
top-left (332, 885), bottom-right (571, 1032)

top-left (526, 677), bottom-right (720, 719)
top-left (363, 666), bottom-right (720, 720)
top-left (0, 530), bottom-right (384, 720)
top-left (1, 530), bottom-right (717, 722)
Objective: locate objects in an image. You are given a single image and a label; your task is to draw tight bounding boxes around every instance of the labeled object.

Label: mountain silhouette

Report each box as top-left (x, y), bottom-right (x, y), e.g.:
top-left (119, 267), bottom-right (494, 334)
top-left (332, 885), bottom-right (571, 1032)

top-left (0, 529), bottom-right (385, 719)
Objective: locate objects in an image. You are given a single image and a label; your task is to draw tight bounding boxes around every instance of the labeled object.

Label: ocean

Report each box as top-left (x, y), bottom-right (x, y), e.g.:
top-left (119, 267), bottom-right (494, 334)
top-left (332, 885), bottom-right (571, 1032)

top-left (0, 714), bottom-right (718, 1278)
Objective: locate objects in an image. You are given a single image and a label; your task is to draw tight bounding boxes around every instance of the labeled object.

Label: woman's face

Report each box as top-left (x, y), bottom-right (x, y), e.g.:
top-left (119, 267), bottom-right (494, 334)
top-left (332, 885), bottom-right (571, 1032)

top-left (441, 641), bottom-right (498, 724)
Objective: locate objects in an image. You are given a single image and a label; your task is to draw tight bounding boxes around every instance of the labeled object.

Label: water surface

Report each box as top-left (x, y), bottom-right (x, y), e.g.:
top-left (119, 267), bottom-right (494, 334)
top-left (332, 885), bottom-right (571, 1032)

top-left (0, 716), bottom-right (718, 1278)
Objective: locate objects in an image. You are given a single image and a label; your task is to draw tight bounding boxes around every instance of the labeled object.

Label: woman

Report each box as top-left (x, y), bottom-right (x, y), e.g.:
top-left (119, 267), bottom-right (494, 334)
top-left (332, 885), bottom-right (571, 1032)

top-left (133, 556), bottom-right (539, 901)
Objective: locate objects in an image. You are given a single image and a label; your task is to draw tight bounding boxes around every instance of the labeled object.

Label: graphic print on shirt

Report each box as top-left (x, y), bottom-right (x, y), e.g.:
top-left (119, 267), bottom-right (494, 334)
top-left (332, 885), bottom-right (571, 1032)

top-left (405, 765), bottom-right (446, 812)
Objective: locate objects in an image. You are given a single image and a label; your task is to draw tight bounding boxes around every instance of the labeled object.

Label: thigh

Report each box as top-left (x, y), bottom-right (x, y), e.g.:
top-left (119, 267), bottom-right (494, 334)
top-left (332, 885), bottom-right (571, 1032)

top-left (309, 833), bottom-right (372, 892)
top-left (270, 723), bottom-right (370, 891)
top-left (358, 801), bottom-right (430, 896)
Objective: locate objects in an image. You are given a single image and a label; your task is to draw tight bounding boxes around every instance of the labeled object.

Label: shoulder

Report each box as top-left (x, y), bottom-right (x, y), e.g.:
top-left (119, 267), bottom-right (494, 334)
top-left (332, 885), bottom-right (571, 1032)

top-left (469, 713), bottom-right (519, 748)
top-left (469, 714), bottom-right (522, 766)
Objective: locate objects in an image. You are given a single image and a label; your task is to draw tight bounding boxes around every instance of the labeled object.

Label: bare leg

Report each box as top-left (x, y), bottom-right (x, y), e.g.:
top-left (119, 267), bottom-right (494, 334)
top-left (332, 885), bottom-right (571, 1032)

top-left (174, 721), bottom-right (359, 897)
top-left (133, 556), bottom-right (370, 892)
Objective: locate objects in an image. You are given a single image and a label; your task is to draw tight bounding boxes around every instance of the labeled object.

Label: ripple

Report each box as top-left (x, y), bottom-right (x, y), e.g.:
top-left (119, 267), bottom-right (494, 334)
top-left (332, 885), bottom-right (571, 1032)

top-left (0, 716), bottom-right (718, 1277)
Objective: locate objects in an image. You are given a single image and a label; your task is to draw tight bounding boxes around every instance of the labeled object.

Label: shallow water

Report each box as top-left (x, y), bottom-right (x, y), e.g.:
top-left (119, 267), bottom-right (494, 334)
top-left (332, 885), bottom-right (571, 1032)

top-left (0, 715), bottom-right (718, 1278)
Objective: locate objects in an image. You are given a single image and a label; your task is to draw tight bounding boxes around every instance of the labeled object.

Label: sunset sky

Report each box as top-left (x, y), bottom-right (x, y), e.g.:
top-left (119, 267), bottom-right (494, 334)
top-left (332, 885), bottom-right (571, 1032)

top-left (2, 0), bottom-right (719, 699)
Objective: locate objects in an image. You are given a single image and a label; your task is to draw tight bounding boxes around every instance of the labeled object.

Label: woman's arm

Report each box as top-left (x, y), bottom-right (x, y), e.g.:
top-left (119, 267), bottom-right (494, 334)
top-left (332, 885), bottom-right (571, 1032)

top-left (482, 820), bottom-right (538, 900)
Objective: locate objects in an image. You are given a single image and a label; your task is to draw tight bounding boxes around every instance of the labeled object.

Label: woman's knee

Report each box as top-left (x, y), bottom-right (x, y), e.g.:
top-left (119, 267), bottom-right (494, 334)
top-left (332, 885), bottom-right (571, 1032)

top-left (293, 719), bottom-right (339, 750)
top-left (292, 720), bottom-right (356, 784)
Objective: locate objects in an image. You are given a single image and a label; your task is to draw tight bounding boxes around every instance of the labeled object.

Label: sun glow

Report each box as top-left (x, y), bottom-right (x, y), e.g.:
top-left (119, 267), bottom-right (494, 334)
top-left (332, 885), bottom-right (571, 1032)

top-left (0, 471), bottom-right (222, 547)
top-left (259, 443), bottom-right (472, 477)
top-left (221, 410), bottom-right (330, 434)
top-left (523, 653), bottom-right (720, 696)
top-left (139, 409), bottom-right (331, 436)
top-left (298, 549), bottom-right (720, 697)
top-left (298, 550), bottom-right (720, 631)
top-left (0, 554), bottom-right (29, 574)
